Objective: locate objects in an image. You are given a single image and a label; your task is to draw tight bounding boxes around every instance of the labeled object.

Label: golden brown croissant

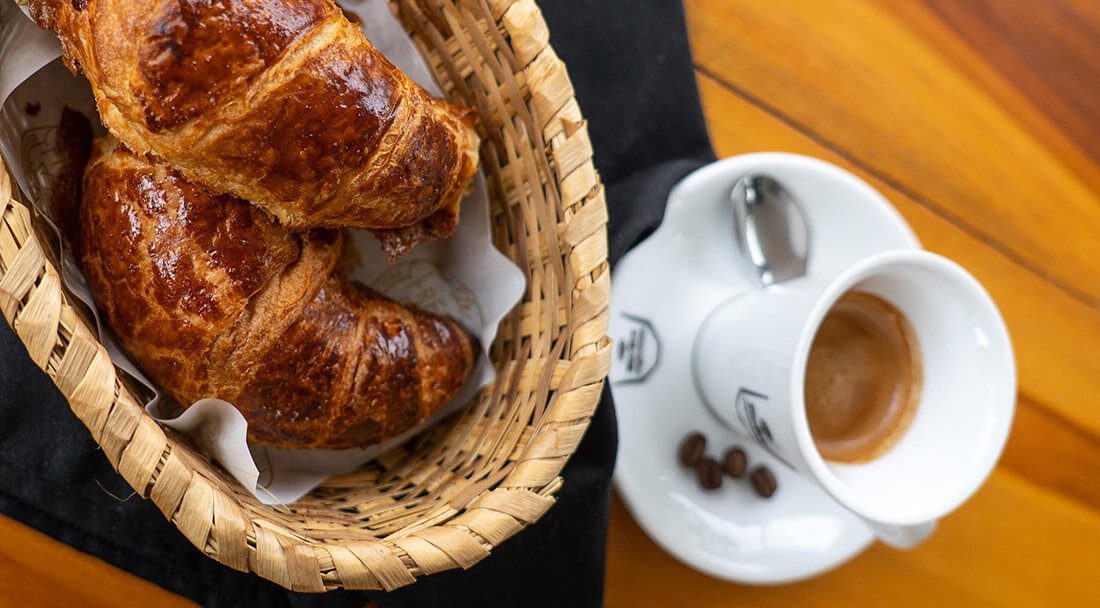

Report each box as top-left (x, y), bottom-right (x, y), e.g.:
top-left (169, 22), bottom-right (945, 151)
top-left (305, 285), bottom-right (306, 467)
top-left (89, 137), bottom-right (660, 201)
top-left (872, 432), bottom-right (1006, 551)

top-left (29, 0), bottom-right (480, 256)
top-left (79, 138), bottom-right (477, 449)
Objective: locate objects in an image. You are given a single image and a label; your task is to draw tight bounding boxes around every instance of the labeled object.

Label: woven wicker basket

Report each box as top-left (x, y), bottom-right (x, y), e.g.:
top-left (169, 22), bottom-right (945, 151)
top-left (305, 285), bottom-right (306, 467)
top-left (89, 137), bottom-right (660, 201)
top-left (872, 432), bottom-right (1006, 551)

top-left (0, 0), bottom-right (608, 591)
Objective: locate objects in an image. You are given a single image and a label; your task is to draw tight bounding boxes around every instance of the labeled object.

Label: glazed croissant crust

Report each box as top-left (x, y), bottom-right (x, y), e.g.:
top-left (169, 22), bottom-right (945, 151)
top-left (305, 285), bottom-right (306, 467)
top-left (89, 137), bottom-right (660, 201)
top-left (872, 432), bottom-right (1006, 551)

top-left (30, 0), bottom-right (480, 256)
top-left (79, 139), bottom-right (477, 449)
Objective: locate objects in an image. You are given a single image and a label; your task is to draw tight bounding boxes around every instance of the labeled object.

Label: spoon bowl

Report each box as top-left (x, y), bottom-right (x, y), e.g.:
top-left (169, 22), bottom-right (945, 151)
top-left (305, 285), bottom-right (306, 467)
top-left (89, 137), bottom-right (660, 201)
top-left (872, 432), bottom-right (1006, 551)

top-left (730, 174), bottom-right (810, 287)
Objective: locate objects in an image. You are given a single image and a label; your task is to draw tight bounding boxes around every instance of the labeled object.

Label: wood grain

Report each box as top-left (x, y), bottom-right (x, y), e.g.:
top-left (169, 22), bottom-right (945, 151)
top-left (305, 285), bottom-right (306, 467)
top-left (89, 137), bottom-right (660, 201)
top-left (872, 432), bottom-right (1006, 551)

top-left (685, 0), bottom-right (1100, 308)
top-left (919, 0), bottom-right (1100, 167)
top-left (0, 515), bottom-right (195, 608)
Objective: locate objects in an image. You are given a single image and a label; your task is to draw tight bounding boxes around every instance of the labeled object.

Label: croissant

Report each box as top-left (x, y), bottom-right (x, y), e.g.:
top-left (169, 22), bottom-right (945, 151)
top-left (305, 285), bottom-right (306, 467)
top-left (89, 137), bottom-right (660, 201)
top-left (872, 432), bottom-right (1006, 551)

top-left (79, 139), bottom-right (478, 449)
top-left (29, 0), bottom-right (480, 256)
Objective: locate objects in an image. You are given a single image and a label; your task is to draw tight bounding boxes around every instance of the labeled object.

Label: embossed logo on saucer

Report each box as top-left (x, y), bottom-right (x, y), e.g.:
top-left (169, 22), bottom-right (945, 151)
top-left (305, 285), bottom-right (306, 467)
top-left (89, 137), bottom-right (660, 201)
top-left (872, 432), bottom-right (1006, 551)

top-left (614, 312), bottom-right (661, 385)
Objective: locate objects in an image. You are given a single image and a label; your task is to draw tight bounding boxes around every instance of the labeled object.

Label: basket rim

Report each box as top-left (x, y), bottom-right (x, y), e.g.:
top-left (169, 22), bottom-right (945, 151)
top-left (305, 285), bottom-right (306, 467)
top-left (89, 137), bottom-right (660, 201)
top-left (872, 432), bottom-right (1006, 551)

top-left (0, 0), bottom-right (609, 592)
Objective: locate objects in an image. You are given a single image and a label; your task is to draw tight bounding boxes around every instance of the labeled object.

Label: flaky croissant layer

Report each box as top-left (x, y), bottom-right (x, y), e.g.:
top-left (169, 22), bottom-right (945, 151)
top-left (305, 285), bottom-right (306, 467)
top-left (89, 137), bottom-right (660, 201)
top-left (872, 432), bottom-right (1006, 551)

top-left (30, 0), bottom-right (480, 256)
top-left (80, 139), bottom-right (477, 449)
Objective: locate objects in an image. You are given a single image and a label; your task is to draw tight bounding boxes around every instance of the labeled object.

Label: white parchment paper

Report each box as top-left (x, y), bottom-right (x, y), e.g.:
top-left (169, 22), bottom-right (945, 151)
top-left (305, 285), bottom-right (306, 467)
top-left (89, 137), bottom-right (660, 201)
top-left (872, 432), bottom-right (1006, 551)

top-left (0, 0), bottom-right (524, 504)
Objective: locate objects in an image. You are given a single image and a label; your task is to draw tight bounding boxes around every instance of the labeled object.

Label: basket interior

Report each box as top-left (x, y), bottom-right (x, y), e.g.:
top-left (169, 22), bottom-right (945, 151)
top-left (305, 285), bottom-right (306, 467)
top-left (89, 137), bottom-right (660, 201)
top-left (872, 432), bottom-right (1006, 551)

top-left (0, 0), bottom-right (609, 591)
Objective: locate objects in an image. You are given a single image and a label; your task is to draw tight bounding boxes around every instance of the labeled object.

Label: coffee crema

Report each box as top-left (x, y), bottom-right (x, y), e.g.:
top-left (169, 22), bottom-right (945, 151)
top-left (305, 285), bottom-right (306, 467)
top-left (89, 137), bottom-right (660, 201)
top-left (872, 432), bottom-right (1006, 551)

top-left (804, 292), bottom-right (922, 462)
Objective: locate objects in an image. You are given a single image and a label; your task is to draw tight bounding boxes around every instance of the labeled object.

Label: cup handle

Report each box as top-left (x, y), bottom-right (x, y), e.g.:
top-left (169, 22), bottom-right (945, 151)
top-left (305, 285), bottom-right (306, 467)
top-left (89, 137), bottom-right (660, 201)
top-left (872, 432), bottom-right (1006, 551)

top-left (866, 520), bottom-right (936, 549)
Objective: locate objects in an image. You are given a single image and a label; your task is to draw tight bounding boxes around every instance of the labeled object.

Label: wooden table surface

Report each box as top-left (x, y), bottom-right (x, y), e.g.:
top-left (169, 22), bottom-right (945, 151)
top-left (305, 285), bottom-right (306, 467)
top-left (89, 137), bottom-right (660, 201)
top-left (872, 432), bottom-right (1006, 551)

top-left (3, 1), bottom-right (1100, 606)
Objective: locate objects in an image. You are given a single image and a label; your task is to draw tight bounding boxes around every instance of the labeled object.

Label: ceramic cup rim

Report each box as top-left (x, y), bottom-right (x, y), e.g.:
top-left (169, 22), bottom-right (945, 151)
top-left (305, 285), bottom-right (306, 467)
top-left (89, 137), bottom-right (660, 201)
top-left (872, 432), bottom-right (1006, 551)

top-left (788, 249), bottom-right (1016, 527)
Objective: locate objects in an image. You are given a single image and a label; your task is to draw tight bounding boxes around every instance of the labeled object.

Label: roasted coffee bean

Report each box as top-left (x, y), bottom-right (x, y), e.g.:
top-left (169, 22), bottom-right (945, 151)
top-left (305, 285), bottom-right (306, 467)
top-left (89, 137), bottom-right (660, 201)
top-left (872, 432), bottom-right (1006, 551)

top-left (750, 466), bottom-right (778, 498)
top-left (696, 457), bottom-right (723, 490)
top-left (722, 446), bottom-right (748, 478)
top-left (679, 432), bottom-right (706, 467)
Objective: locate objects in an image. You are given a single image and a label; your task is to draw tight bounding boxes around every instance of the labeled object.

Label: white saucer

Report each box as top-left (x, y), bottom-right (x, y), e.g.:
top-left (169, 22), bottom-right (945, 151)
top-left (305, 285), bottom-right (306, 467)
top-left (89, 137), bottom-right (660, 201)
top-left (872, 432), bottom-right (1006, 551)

top-left (610, 153), bottom-right (921, 584)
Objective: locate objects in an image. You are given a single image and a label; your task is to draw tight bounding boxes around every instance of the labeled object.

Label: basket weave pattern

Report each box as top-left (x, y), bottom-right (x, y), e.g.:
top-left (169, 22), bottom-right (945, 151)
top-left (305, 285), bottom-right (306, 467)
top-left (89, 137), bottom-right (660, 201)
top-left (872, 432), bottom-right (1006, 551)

top-left (0, 0), bottom-right (608, 591)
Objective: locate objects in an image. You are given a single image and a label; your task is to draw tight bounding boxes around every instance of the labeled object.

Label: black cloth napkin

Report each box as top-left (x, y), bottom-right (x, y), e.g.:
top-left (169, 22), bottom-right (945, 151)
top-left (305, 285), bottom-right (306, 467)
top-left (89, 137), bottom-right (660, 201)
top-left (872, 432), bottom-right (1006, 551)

top-left (0, 1), bottom-right (714, 606)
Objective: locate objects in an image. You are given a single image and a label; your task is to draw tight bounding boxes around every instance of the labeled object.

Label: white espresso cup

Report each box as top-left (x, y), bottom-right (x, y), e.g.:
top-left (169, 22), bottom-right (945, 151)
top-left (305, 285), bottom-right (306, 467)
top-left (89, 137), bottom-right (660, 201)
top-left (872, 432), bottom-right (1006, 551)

top-left (692, 249), bottom-right (1015, 548)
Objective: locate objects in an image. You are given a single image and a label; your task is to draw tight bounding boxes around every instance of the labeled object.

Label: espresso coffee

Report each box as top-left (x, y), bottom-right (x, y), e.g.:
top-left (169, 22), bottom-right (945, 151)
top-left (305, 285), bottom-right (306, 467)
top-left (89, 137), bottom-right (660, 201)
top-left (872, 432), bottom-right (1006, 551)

top-left (804, 292), bottom-right (922, 462)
